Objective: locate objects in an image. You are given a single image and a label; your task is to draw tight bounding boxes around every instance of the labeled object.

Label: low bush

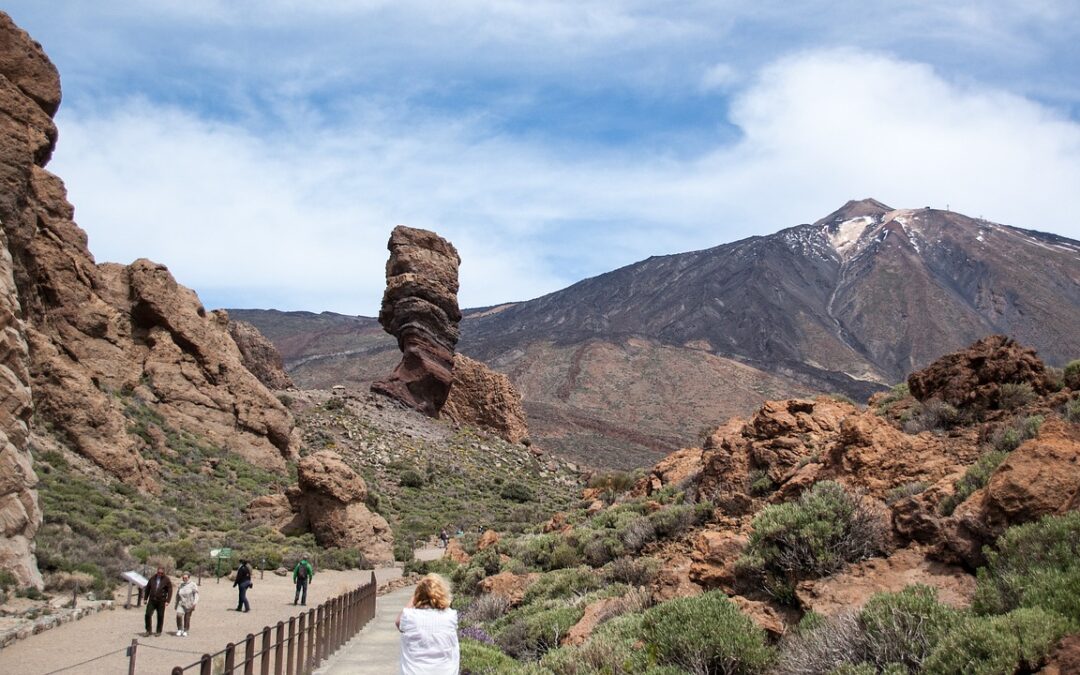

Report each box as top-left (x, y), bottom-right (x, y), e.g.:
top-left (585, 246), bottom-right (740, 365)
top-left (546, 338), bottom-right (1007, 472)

top-left (323, 396), bottom-right (345, 411)
top-left (460, 638), bottom-right (525, 674)
top-left (1062, 359), bottom-right (1080, 390)
top-left (1064, 398), bottom-right (1080, 423)
top-left (399, 469), bottom-right (425, 488)
top-left (738, 481), bottom-right (884, 602)
top-left (604, 556), bottom-right (657, 587)
top-left (859, 585), bottom-right (960, 671)
top-left (973, 511), bottom-right (1080, 619)
top-left (463, 594), bottom-right (511, 624)
top-left (997, 382), bottom-right (1035, 409)
top-left (394, 539), bottom-right (415, 563)
top-left (875, 383), bottom-right (910, 415)
top-left (989, 414), bottom-right (1043, 453)
top-left (638, 590), bottom-right (774, 674)
top-left (901, 398), bottom-right (960, 434)
top-left (774, 612), bottom-right (862, 675)
top-left (923, 607), bottom-right (1072, 675)
top-left (523, 567), bottom-right (602, 604)
top-left (618, 516), bottom-right (656, 553)
top-left (884, 482), bottom-right (927, 505)
top-left (938, 450), bottom-right (1008, 516)
top-left (500, 482), bottom-right (535, 503)
top-left (748, 469), bottom-right (775, 496)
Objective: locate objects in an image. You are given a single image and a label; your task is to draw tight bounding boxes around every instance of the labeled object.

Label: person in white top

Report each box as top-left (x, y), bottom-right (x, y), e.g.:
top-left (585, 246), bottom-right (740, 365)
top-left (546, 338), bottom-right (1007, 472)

top-left (173, 572), bottom-right (199, 637)
top-left (396, 573), bottom-right (459, 674)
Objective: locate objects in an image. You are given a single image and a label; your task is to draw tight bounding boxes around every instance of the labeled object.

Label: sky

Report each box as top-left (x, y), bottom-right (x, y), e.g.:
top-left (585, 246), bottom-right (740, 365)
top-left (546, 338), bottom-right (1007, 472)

top-left (5, 1), bottom-right (1080, 315)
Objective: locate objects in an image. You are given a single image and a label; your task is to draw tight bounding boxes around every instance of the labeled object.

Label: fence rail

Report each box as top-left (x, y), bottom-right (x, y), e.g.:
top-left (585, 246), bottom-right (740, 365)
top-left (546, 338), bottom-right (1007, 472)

top-left (167, 570), bottom-right (377, 675)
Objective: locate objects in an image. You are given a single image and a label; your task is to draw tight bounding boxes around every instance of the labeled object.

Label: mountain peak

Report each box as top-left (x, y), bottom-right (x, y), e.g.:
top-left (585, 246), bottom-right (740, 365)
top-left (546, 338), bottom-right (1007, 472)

top-left (815, 198), bottom-right (893, 228)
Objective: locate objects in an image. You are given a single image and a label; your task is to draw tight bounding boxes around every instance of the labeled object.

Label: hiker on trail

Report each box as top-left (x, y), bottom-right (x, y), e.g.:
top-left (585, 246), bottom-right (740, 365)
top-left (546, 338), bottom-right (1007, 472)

top-left (142, 566), bottom-right (173, 637)
top-left (439, 528), bottom-right (449, 548)
top-left (293, 557), bottom-right (314, 606)
top-left (396, 573), bottom-right (459, 675)
top-left (174, 572), bottom-right (199, 637)
top-left (234, 559), bottom-right (252, 612)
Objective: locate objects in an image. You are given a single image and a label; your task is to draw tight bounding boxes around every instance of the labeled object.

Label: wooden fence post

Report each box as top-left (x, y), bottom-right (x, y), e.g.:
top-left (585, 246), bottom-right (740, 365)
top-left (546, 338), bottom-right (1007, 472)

top-left (224, 642), bottom-right (236, 674)
top-left (275, 621), bottom-right (285, 675)
top-left (244, 633), bottom-right (256, 675)
top-left (296, 614), bottom-right (306, 675)
top-left (260, 625), bottom-right (271, 675)
top-left (128, 639), bottom-right (138, 675)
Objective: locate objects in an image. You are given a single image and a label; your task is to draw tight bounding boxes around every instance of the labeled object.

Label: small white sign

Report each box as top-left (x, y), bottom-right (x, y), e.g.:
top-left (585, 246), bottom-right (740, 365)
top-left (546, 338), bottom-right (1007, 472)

top-left (122, 570), bottom-right (148, 587)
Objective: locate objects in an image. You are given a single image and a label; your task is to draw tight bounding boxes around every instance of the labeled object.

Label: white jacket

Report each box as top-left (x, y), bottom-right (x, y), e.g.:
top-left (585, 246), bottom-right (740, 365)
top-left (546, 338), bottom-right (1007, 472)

top-left (176, 580), bottom-right (200, 611)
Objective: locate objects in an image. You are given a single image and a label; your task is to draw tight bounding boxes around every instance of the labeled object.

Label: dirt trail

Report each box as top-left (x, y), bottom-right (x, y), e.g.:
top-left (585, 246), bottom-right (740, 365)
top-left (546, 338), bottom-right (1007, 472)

top-left (0, 549), bottom-right (443, 675)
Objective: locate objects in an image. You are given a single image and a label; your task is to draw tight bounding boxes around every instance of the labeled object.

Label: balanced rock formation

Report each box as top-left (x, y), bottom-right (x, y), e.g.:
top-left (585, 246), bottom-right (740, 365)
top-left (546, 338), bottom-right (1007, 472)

top-left (371, 226), bottom-right (462, 417)
top-left (286, 451), bottom-right (393, 564)
top-left (0, 11), bottom-right (297, 493)
top-left (442, 354), bottom-right (529, 443)
top-left (907, 334), bottom-right (1053, 410)
top-left (228, 319), bottom-right (295, 390)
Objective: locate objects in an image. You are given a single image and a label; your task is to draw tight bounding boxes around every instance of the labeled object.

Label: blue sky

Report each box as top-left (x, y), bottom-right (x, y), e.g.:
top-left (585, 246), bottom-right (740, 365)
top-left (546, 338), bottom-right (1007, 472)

top-left (5, 1), bottom-right (1080, 314)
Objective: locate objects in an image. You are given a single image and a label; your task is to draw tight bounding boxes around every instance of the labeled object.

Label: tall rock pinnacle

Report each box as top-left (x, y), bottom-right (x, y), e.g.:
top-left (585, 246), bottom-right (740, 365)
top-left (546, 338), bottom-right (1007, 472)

top-left (371, 226), bottom-right (462, 416)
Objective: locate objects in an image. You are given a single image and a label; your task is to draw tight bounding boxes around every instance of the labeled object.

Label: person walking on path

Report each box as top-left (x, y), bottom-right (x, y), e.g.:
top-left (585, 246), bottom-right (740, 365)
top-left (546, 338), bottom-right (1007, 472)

top-left (293, 557), bottom-right (314, 606)
top-left (142, 566), bottom-right (173, 637)
top-left (438, 528), bottom-right (449, 548)
top-left (173, 572), bottom-right (199, 636)
top-left (234, 559), bottom-right (252, 612)
top-left (396, 574), bottom-right (459, 675)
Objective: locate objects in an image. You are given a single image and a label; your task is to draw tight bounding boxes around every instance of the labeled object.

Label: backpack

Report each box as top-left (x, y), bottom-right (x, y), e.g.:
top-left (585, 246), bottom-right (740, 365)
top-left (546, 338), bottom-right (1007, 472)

top-left (297, 563), bottom-right (309, 581)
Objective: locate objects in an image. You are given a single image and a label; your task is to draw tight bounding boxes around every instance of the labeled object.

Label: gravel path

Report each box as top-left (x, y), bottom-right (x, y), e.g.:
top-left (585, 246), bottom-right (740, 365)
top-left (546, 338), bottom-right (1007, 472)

top-left (0, 548), bottom-right (443, 675)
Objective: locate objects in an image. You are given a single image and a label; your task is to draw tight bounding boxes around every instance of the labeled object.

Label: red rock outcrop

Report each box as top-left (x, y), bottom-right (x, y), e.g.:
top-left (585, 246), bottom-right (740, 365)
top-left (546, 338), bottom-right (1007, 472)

top-left (1039, 634), bottom-right (1080, 675)
top-left (907, 334), bottom-right (1053, 410)
top-left (286, 451), bottom-right (394, 564)
top-left (442, 354), bottom-right (529, 443)
top-left (372, 226), bottom-right (462, 417)
top-left (0, 12), bottom-right (297, 492)
top-left (228, 319), bottom-right (295, 390)
top-left (476, 571), bottom-right (541, 606)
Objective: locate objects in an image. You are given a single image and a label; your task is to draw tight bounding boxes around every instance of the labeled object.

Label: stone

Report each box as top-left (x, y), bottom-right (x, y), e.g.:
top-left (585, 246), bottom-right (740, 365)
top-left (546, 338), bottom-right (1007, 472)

top-left (444, 539), bottom-right (470, 565)
top-left (731, 595), bottom-right (790, 638)
top-left (477, 529), bottom-right (500, 551)
top-left (1039, 634), bottom-right (1080, 675)
top-left (907, 334), bottom-right (1053, 410)
top-left (441, 354), bottom-right (529, 443)
top-left (688, 531), bottom-right (747, 593)
top-left (476, 571), bottom-right (540, 606)
top-left (372, 226), bottom-right (462, 417)
top-left (562, 597), bottom-right (622, 646)
top-left (286, 451), bottom-right (394, 564)
top-left (228, 319), bottom-right (295, 390)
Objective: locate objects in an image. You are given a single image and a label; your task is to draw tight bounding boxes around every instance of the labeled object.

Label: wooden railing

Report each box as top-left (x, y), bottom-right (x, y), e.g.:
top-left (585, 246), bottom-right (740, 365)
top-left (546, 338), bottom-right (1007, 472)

top-left (169, 571), bottom-right (377, 675)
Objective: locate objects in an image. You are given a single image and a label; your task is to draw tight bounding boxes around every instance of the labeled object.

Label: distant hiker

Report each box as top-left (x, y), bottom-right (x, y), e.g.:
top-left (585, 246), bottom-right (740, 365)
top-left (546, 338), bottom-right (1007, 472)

top-left (439, 528), bottom-right (449, 548)
top-left (142, 566), bottom-right (173, 637)
top-left (396, 573), bottom-right (459, 674)
top-left (293, 557), bottom-right (314, 606)
top-left (174, 572), bottom-right (199, 637)
top-left (234, 559), bottom-right (252, 612)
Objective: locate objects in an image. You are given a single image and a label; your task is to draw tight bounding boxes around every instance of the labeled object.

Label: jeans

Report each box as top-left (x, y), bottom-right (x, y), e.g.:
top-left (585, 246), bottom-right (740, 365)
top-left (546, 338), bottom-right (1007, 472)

top-left (236, 581), bottom-right (251, 611)
top-left (294, 579), bottom-right (308, 605)
top-left (145, 599), bottom-right (165, 634)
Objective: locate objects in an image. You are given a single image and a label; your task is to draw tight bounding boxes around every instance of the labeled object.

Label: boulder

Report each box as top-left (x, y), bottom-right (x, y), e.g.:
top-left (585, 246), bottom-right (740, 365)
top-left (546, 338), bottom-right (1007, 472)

top-left (286, 451), bottom-right (394, 564)
top-left (983, 419), bottom-right (1080, 524)
top-left (795, 546), bottom-right (975, 617)
top-left (907, 334), bottom-right (1053, 410)
top-left (477, 529), bottom-right (500, 551)
top-left (731, 595), bottom-right (791, 638)
top-left (650, 554), bottom-right (702, 604)
top-left (441, 354), bottom-right (529, 443)
top-left (227, 320), bottom-right (294, 390)
top-left (688, 531), bottom-right (747, 593)
top-left (371, 226), bottom-right (461, 417)
top-left (562, 597), bottom-right (622, 646)
top-left (476, 571), bottom-right (540, 606)
top-left (443, 538), bottom-right (470, 564)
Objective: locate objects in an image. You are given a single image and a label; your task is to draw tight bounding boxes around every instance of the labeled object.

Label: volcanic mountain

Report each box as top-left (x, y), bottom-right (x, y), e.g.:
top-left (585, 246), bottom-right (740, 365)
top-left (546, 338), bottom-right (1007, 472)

top-left (236, 200), bottom-right (1080, 468)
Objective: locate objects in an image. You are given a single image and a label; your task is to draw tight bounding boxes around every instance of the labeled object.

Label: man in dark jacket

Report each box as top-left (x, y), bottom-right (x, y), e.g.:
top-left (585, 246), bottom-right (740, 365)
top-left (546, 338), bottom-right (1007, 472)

top-left (292, 557), bottom-right (314, 606)
top-left (234, 559), bottom-right (252, 612)
top-left (143, 566), bottom-right (173, 636)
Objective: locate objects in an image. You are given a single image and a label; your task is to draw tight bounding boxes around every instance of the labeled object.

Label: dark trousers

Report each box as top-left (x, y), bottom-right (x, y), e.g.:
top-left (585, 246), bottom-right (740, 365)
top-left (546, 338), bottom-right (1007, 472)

top-left (236, 581), bottom-right (251, 611)
top-left (145, 599), bottom-right (165, 634)
top-left (294, 579), bottom-right (308, 605)
top-left (176, 608), bottom-right (193, 632)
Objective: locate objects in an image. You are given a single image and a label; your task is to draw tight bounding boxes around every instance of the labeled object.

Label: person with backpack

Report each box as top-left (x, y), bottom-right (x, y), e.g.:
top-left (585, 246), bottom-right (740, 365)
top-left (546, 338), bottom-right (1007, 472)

top-left (293, 557), bottom-right (314, 606)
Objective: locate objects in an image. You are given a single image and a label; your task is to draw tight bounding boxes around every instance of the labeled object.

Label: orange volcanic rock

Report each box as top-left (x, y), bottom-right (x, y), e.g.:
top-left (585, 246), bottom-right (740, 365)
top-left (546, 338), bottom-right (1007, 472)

top-left (442, 353), bottom-right (529, 443)
top-left (228, 319), bottom-right (295, 390)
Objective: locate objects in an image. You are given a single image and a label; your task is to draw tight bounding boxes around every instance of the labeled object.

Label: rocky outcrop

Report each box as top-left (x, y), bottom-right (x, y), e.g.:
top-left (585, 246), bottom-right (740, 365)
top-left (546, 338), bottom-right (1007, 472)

top-left (442, 354), bottom-right (529, 443)
top-left (0, 223), bottom-right (41, 589)
top-left (0, 12), bottom-right (297, 492)
top-left (228, 319), bottom-right (295, 390)
top-left (907, 334), bottom-right (1053, 410)
top-left (372, 226), bottom-right (462, 417)
top-left (476, 571), bottom-right (540, 606)
top-left (286, 451), bottom-right (394, 564)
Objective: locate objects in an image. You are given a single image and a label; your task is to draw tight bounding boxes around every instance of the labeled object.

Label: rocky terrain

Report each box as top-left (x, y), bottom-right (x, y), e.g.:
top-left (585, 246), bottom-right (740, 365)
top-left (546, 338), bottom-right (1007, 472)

top-left (431, 336), bottom-right (1080, 674)
top-left (236, 199), bottom-right (1080, 469)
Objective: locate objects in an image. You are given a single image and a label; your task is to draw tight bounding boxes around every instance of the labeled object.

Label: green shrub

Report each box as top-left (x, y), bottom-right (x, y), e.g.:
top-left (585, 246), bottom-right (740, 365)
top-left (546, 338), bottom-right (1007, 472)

top-left (399, 469), bottom-right (425, 488)
top-left (394, 539), bottom-right (415, 563)
top-left (739, 481), bottom-right (883, 602)
top-left (858, 585), bottom-right (960, 671)
top-left (989, 414), bottom-right (1043, 453)
top-left (938, 450), bottom-right (1008, 516)
top-left (500, 482), bottom-right (534, 503)
top-left (998, 382), bottom-right (1036, 409)
top-left (323, 396), bottom-right (345, 411)
top-left (973, 511), bottom-right (1080, 619)
top-left (748, 469), bottom-right (775, 496)
top-left (1062, 360), bottom-right (1080, 389)
top-left (775, 611), bottom-right (861, 675)
top-left (586, 471), bottom-right (638, 494)
top-left (638, 590), bottom-right (774, 674)
top-left (604, 556), bottom-right (657, 587)
top-left (460, 638), bottom-right (526, 674)
top-left (923, 607), bottom-right (1071, 675)
top-left (884, 482), bottom-right (927, 505)
top-left (901, 399), bottom-right (959, 434)
top-left (875, 383), bottom-right (910, 415)
top-left (523, 567), bottom-right (602, 604)
top-left (1064, 398), bottom-right (1080, 423)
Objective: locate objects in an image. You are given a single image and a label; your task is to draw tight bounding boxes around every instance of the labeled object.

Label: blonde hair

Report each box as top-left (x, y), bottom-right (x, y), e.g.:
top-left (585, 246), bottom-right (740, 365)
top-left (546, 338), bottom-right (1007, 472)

top-left (412, 573), bottom-right (452, 610)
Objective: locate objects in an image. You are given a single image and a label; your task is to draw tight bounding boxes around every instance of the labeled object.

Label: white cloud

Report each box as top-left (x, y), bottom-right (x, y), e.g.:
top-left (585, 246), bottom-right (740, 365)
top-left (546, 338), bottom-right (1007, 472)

top-left (49, 49), bottom-right (1080, 316)
top-left (700, 63), bottom-right (739, 91)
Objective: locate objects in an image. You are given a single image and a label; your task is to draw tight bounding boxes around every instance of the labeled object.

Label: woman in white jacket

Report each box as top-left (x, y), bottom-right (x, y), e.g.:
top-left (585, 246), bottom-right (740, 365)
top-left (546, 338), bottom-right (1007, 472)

top-left (174, 572), bottom-right (200, 637)
top-left (396, 574), bottom-right (459, 674)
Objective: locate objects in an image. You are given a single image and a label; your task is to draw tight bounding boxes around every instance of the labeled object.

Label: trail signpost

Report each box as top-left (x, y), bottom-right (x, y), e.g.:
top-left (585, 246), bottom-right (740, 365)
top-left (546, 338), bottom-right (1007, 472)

top-left (210, 547), bottom-right (233, 582)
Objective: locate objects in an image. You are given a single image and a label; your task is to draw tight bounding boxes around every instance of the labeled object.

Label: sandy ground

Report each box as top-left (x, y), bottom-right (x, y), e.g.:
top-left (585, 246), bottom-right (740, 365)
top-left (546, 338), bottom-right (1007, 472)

top-left (0, 548), bottom-right (442, 675)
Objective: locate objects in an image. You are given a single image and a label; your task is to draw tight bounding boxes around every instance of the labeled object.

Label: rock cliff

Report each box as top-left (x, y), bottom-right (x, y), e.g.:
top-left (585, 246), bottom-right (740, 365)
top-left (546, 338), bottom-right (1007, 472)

top-left (0, 11), bottom-right (299, 583)
top-left (371, 226), bottom-right (462, 416)
top-left (442, 353), bottom-right (530, 444)
top-left (228, 319), bottom-right (295, 390)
